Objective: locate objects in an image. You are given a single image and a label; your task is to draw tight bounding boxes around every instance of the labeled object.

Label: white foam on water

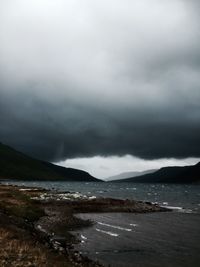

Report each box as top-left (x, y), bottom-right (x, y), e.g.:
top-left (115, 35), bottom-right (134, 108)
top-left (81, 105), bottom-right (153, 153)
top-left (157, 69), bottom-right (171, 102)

top-left (81, 234), bottom-right (87, 240)
top-left (177, 208), bottom-right (194, 214)
top-left (161, 205), bottom-right (195, 213)
top-left (130, 223), bottom-right (138, 227)
top-left (19, 188), bottom-right (39, 191)
top-left (161, 205), bottom-right (183, 210)
top-left (95, 228), bottom-right (119, 237)
top-left (162, 202), bottom-right (169, 205)
top-left (97, 222), bottom-right (132, 232)
top-left (126, 187), bottom-right (137, 190)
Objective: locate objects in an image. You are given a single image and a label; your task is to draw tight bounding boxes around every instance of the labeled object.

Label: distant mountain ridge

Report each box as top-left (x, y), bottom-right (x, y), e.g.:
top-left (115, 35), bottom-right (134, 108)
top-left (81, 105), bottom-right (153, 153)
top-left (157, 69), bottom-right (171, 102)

top-left (115, 162), bottom-right (200, 183)
top-left (107, 169), bottom-right (157, 181)
top-left (0, 142), bottom-right (100, 181)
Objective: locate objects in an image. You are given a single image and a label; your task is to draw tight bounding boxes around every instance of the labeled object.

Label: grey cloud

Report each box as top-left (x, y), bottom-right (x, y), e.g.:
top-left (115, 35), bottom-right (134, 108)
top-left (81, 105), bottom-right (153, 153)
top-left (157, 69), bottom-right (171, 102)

top-left (0, 0), bottom-right (200, 162)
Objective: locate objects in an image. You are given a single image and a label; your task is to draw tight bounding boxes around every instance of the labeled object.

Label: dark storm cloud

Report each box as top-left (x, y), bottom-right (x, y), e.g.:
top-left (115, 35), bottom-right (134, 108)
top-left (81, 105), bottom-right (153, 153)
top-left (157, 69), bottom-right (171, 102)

top-left (0, 0), bottom-right (200, 162)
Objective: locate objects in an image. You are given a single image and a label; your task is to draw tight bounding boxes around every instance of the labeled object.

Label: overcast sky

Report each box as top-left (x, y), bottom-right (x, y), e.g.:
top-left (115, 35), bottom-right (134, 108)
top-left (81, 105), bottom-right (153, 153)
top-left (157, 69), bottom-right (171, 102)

top-left (0, 0), bottom-right (200, 178)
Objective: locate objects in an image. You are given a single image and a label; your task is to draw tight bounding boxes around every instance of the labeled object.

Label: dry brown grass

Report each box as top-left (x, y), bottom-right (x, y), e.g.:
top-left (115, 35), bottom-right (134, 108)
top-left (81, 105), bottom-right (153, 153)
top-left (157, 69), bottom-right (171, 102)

top-left (0, 185), bottom-right (72, 266)
top-left (0, 227), bottom-right (74, 267)
top-left (0, 227), bottom-right (47, 267)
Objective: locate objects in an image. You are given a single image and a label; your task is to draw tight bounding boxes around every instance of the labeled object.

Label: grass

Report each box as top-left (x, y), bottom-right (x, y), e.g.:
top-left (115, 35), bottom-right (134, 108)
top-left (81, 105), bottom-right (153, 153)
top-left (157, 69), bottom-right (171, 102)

top-left (0, 184), bottom-right (103, 267)
top-left (0, 227), bottom-right (73, 267)
top-left (0, 183), bottom-right (164, 267)
top-left (0, 186), bottom-right (45, 221)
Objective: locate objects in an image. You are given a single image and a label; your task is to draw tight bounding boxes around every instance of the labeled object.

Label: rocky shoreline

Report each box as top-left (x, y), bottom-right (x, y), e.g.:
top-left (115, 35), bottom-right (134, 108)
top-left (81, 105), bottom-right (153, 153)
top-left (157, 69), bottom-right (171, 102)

top-left (0, 183), bottom-right (170, 266)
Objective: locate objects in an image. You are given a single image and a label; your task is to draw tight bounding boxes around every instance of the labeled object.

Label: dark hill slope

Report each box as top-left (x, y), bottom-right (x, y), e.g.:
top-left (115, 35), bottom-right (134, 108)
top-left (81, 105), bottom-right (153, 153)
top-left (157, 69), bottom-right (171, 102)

top-left (115, 162), bottom-right (200, 183)
top-left (107, 169), bottom-right (157, 181)
top-left (0, 142), bottom-right (100, 181)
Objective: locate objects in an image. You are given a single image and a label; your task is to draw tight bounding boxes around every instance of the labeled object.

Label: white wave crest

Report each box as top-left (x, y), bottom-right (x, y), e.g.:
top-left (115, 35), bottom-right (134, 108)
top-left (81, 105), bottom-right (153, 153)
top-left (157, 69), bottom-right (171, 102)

top-left (130, 223), bottom-right (138, 227)
top-left (81, 234), bottom-right (87, 240)
top-left (161, 205), bottom-right (183, 210)
top-left (95, 228), bottom-right (119, 237)
top-left (97, 222), bottom-right (132, 232)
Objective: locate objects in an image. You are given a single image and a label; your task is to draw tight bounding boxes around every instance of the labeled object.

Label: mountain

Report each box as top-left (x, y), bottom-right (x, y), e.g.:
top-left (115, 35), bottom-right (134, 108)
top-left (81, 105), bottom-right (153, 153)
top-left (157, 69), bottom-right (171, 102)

top-left (115, 162), bottom-right (200, 183)
top-left (107, 169), bottom-right (157, 181)
top-left (0, 142), bottom-right (100, 181)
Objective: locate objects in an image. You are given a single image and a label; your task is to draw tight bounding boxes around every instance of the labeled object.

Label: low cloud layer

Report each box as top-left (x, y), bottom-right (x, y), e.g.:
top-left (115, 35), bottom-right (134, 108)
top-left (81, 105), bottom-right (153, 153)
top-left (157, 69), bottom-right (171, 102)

top-left (58, 156), bottom-right (200, 179)
top-left (0, 0), bottom-right (200, 162)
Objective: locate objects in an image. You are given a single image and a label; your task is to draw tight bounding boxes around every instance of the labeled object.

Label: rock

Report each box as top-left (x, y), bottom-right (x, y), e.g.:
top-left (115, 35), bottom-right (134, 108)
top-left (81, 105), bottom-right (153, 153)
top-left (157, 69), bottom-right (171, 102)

top-left (50, 235), bottom-right (66, 246)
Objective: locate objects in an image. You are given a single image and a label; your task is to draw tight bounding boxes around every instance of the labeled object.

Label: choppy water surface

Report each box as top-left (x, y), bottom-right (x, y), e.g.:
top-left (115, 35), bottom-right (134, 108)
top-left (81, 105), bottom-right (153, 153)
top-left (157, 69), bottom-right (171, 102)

top-left (5, 181), bottom-right (200, 267)
top-left (6, 181), bottom-right (200, 212)
top-left (73, 212), bottom-right (200, 267)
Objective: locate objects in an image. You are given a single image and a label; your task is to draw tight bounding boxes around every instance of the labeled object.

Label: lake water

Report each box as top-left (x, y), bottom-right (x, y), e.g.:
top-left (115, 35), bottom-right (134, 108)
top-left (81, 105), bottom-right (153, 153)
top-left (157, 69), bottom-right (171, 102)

top-left (5, 181), bottom-right (200, 212)
top-left (4, 181), bottom-right (200, 267)
top-left (73, 212), bottom-right (200, 267)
